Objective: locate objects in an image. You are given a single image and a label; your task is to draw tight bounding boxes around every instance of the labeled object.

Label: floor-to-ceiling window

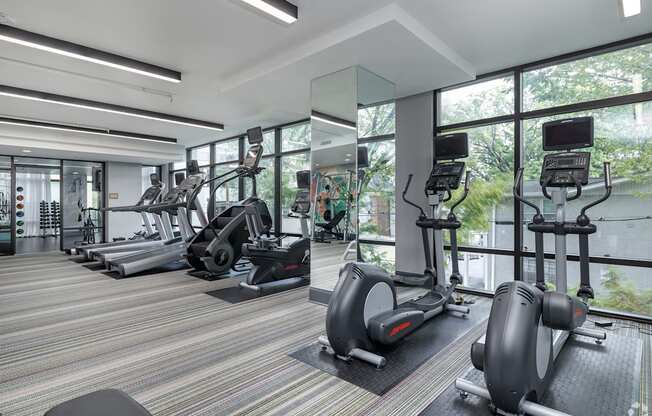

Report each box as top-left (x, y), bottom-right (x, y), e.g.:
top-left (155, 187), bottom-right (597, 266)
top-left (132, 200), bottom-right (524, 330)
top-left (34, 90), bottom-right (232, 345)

top-left (436, 37), bottom-right (652, 318)
top-left (183, 120), bottom-right (311, 235)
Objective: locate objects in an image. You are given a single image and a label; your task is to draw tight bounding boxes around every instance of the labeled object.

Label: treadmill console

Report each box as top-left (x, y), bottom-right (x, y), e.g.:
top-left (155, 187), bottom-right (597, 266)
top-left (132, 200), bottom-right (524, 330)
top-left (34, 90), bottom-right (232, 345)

top-left (141, 185), bottom-right (162, 203)
top-left (540, 152), bottom-right (591, 188)
top-left (426, 162), bottom-right (466, 194)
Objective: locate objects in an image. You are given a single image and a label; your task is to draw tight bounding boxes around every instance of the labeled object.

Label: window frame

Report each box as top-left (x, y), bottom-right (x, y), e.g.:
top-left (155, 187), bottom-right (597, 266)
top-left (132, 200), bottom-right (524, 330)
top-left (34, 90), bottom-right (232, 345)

top-left (182, 119), bottom-right (310, 236)
top-left (433, 33), bottom-right (652, 322)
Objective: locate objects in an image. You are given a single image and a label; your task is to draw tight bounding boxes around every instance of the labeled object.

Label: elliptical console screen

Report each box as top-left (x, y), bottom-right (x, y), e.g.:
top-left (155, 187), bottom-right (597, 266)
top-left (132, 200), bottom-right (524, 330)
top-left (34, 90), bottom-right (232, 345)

top-left (542, 117), bottom-right (593, 151)
top-left (434, 133), bottom-right (468, 161)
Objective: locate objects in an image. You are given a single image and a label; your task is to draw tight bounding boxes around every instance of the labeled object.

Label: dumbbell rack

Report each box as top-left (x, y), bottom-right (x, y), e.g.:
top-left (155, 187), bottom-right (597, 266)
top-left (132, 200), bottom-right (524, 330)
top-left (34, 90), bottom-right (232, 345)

top-left (0, 191), bottom-right (7, 224)
top-left (39, 200), bottom-right (60, 238)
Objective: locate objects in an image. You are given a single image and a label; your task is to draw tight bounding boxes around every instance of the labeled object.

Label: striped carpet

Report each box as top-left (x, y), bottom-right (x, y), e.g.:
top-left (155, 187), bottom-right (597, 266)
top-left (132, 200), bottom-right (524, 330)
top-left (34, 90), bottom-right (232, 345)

top-left (2, 252), bottom-right (647, 416)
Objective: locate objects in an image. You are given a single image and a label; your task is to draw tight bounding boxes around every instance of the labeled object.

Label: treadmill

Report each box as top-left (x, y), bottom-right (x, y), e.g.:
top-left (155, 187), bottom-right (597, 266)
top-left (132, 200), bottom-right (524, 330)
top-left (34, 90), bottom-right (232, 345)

top-left (72, 173), bottom-right (165, 259)
top-left (89, 175), bottom-right (184, 264)
top-left (106, 161), bottom-right (208, 278)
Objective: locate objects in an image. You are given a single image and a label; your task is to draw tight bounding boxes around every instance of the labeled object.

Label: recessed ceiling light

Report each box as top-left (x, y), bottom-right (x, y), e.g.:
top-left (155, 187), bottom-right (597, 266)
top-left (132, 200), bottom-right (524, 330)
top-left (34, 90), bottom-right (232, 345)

top-left (239, 0), bottom-right (298, 24)
top-left (620, 0), bottom-right (641, 17)
top-left (0, 23), bottom-right (182, 83)
top-left (315, 163), bottom-right (320, 167)
top-left (0, 85), bottom-right (224, 131)
top-left (72, 171), bottom-right (80, 175)
top-left (346, 153), bottom-right (352, 157)
top-left (21, 149), bottom-right (31, 153)
top-left (344, 158), bottom-right (351, 162)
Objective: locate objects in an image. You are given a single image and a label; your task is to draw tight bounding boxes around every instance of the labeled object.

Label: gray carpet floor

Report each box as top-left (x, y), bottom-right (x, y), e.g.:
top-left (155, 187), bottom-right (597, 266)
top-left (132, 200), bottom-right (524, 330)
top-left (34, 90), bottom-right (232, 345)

top-left (1, 252), bottom-right (649, 416)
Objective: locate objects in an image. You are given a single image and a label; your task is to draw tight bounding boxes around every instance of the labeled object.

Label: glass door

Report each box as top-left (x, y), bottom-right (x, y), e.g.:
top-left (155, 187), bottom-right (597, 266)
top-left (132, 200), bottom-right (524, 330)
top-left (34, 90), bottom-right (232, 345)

top-left (61, 161), bottom-right (105, 251)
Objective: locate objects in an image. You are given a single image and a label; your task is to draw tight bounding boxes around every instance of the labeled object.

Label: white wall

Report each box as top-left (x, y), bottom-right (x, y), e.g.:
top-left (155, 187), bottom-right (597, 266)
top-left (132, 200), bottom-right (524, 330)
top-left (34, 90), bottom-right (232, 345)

top-left (106, 162), bottom-right (144, 241)
top-left (395, 91), bottom-right (434, 275)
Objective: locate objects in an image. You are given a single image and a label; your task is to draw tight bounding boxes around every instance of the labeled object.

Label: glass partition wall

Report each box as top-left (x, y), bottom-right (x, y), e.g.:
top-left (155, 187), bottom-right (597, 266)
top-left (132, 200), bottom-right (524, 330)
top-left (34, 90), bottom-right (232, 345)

top-left (0, 156), bottom-right (106, 254)
top-left (435, 36), bottom-right (652, 320)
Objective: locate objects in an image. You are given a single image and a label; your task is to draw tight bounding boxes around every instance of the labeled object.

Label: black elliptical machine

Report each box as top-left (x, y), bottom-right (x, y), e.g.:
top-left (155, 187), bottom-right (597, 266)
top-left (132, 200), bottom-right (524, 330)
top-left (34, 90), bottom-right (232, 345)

top-left (318, 133), bottom-right (472, 368)
top-left (456, 117), bottom-right (611, 416)
top-left (238, 170), bottom-right (311, 296)
top-left (185, 127), bottom-right (272, 276)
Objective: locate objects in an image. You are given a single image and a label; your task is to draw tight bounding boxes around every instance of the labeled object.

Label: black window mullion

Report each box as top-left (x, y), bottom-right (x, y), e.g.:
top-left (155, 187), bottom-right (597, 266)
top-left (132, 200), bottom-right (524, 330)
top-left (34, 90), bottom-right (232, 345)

top-left (514, 69), bottom-right (523, 280)
top-left (238, 137), bottom-right (245, 200)
top-left (208, 143), bottom-right (216, 217)
top-left (274, 127), bottom-right (282, 235)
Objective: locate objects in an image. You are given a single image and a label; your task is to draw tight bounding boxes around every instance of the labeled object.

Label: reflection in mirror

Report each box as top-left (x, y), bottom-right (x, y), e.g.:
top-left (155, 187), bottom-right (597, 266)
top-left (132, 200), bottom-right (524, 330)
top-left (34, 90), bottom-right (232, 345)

top-left (309, 67), bottom-right (395, 297)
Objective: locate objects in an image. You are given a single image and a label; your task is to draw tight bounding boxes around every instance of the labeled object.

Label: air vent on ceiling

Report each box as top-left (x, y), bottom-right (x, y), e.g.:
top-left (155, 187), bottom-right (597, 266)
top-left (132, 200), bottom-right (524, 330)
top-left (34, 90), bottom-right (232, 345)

top-left (320, 140), bottom-right (332, 146)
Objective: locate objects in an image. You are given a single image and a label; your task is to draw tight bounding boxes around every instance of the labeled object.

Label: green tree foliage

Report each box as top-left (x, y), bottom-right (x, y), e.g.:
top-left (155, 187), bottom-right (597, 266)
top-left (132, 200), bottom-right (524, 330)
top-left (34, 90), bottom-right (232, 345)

top-left (441, 43), bottom-right (652, 315)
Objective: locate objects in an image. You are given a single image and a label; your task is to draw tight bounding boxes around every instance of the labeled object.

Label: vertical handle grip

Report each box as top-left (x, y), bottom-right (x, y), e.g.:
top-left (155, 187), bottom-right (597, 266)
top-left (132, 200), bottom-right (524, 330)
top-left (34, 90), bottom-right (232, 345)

top-left (464, 171), bottom-right (471, 192)
top-left (603, 162), bottom-right (612, 188)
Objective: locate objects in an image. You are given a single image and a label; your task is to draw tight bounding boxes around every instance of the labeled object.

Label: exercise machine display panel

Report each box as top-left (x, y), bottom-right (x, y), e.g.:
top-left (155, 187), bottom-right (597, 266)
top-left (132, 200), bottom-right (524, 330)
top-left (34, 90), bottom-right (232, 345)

top-left (542, 117), bottom-right (593, 151)
top-left (541, 152), bottom-right (591, 187)
top-left (247, 126), bottom-right (264, 144)
top-left (434, 133), bottom-right (468, 161)
top-left (296, 170), bottom-right (311, 189)
top-left (426, 162), bottom-right (466, 192)
top-left (242, 144), bottom-right (263, 169)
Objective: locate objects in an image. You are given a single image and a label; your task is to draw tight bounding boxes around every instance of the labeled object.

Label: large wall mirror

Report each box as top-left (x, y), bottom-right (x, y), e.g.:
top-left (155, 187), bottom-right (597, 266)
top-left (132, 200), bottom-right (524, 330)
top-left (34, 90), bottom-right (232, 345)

top-left (309, 67), bottom-right (395, 300)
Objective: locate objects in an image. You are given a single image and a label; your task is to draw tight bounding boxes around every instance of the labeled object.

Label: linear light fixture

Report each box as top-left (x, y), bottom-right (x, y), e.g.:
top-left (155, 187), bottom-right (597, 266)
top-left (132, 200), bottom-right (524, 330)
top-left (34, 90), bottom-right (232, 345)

top-left (239, 0), bottom-right (298, 24)
top-left (0, 116), bottom-right (178, 143)
top-left (0, 85), bottom-right (224, 131)
top-left (620, 0), bottom-right (642, 17)
top-left (0, 23), bottom-right (182, 83)
top-left (310, 110), bottom-right (357, 131)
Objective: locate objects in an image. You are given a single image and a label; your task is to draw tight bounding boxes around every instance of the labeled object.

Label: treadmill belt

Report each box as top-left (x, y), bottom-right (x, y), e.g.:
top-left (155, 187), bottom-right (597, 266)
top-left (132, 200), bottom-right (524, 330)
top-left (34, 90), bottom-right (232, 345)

top-left (289, 298), bottom-right (491, 395)
top-left (421, 333), bottom-right (643, 416)
top-left (205, 285), bottom-right (260, 304)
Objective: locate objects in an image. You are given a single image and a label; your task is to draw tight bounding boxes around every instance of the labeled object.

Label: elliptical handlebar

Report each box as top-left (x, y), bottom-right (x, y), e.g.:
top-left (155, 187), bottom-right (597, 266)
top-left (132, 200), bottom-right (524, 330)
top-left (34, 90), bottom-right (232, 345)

top-left (402, 174), bottom-right (427, 218)
top-left (449, 171), bottom-right (471, 218)
top-left (578, 162), bottom-right (612, 223)
top-left (513, 168), bottom-right (544, 222)
top-left (185, 168), bottom-right (239, 238)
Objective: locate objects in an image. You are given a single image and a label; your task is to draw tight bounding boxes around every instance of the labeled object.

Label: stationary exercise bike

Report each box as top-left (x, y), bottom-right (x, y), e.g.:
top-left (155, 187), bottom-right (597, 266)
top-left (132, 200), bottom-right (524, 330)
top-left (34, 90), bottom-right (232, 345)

top-left (238, 170), bottom-right (311, 296)
top-left (456, 117), bottom-right (610, 416)
top-left (318, 134), bottom-right (472, 368)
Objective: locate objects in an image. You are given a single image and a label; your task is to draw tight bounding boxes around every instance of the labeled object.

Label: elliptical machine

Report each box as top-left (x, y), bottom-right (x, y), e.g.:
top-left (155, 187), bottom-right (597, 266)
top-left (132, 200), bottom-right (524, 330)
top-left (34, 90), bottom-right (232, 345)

top-left (238, 170), bottom-right (311, 296)
top-left (456, 117), bottom-right (611, 416)
top-left (318, 134), bottom-right (472, 368)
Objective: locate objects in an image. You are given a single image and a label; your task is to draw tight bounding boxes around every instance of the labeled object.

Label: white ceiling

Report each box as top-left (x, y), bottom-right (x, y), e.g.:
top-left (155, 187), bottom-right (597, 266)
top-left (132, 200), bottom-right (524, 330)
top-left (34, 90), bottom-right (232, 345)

top-left (0, 0), bottom-right (649, 153)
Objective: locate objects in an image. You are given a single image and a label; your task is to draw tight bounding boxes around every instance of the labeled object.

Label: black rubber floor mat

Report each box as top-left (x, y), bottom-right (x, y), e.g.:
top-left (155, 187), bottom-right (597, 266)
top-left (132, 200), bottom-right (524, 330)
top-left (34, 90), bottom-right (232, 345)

top-left (188, 268), bottom-right (249, 281)
top-left (83, 263), bottom-right (107, 271)
top-left (69, 257), bottom-right (90, 263)
top-left (205, 286), bottom-right (260, 304)
top-left (420, 333), bottom-right (643, 416)
top-left (289, 298), bottom-right (491, 395)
